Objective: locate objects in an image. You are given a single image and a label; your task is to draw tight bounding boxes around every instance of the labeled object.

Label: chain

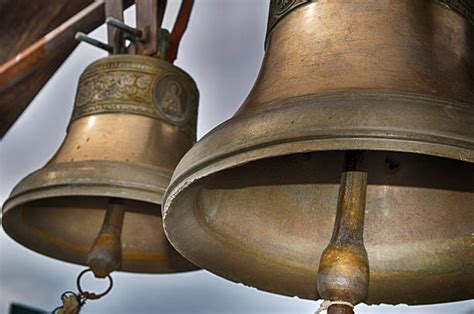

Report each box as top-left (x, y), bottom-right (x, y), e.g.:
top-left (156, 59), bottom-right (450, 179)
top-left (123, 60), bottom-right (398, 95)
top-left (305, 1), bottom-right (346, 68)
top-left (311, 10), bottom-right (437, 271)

top-left (52, 268), bottom-right (113, 314)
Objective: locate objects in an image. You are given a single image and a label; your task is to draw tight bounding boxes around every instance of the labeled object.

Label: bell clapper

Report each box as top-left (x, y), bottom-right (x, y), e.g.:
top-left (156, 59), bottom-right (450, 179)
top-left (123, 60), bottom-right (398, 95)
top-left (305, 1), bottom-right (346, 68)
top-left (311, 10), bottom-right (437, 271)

top-left (87, 198), bottom-right (125, 278)
top-left (53, 198), bottom-right (124, 312)
top-left (316, 151), bottom-right (370, 314)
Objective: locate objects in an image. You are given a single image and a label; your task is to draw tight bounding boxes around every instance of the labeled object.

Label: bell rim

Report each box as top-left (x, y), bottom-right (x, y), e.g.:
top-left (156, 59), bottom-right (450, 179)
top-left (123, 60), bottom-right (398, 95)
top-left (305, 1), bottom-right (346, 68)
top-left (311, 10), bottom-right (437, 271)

top-left (2, 159), bottom-right (200, 274)
top-left (3, 160), bottom-right (171, 214)
top-left (2, 204), bottom-right (199, 273)
top-left (164, 90), bottom-right (473, 205)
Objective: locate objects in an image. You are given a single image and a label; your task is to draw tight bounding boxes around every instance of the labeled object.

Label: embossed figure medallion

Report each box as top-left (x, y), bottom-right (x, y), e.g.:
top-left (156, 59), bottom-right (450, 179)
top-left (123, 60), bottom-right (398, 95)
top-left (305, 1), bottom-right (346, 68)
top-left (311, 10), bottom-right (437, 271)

top-left (154, 75), bottom-right (188, 124)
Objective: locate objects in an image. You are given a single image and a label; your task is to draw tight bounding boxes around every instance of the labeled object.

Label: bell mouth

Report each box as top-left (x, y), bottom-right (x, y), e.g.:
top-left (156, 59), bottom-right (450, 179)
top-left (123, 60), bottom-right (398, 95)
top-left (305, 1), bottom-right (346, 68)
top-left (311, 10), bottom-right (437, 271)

top-left (3, 160), bottom-right (198, 273)
top-left (164, 149), bottom-right (473, 304)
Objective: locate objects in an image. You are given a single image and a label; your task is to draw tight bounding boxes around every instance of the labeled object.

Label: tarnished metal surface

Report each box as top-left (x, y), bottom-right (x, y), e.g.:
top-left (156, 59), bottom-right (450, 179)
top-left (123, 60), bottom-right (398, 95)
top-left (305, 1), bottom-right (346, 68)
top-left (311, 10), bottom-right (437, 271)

top-left (266, 0), bottom-right (474, 37)
top-left (72, 55), bottom-right (198, 135)
top-left (164, 151), bottom-right (473, 304)
top-left (257, 0), bottom-right (473, 108)
top-left (2, 55), bottom-right (199, 273)
top-left (266, 0), bottom-right (310, 37)
top-left (163, 0), bottom-right (474, 305)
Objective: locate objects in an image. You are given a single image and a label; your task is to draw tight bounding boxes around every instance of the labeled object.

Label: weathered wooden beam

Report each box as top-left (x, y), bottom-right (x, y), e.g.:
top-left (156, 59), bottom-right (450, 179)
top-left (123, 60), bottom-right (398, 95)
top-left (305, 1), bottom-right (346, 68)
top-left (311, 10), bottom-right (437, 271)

top-left (0, 0), bottom-right (93, 138)
top-left (0, 0), bottom-right (133, 138)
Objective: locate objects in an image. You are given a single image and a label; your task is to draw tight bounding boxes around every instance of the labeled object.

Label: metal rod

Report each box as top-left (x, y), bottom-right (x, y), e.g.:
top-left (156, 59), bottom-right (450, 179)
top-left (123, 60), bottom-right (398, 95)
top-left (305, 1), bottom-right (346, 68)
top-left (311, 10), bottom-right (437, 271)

top-left (105, 0), bottom-right (125, 54)
top-left (106, 17), bottom-right (146, 40)
top-left (157, 28), bottom-right (170, 60)
top-left (135, 0), bottom-right (167, 55)
top-left (75, 32), bottom-right (113, 53)
top-left (87, 198), bottom-right (125, 278)
top-left (317, 151), bottom-right (369, 311)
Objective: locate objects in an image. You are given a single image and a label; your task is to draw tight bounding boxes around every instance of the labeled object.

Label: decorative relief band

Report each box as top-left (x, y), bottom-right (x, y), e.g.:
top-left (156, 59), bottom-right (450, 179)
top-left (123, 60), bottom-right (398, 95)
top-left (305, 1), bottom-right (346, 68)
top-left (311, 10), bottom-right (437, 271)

top-left (267, 0), bottom-right (310, 37)
top-left (437, 0), bottom-right (473, 25)
top-left (72, 56), bottom-right (198, 137)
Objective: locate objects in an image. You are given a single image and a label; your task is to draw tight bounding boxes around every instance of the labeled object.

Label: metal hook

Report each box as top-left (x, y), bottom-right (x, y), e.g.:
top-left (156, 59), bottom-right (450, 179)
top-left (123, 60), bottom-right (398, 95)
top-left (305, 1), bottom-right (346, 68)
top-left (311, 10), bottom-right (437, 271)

top-left (75, 32), bottom-right (113, 53)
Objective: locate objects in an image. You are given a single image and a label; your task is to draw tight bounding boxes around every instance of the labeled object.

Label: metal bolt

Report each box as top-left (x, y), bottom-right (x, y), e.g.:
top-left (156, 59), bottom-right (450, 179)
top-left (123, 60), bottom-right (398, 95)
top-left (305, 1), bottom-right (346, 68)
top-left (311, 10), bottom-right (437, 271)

top-left (75, 32), bottom-right (113, 53)
top-left (106, 17), bottom-right (147, 41)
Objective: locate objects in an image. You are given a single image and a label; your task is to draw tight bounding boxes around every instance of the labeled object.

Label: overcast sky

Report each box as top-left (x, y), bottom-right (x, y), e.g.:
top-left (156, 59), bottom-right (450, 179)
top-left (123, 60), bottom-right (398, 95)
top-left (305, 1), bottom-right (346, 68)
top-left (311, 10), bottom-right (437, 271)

top-left (0, 1), bottom-right (473, 313)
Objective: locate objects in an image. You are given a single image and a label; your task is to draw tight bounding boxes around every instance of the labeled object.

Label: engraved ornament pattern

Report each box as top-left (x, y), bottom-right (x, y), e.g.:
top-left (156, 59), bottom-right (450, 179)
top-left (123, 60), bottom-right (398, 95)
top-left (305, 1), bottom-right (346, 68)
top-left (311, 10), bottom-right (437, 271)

top-left (71, 58), bottom-right (198, 137)
top-left (76, 72), bottom-right (152, 108)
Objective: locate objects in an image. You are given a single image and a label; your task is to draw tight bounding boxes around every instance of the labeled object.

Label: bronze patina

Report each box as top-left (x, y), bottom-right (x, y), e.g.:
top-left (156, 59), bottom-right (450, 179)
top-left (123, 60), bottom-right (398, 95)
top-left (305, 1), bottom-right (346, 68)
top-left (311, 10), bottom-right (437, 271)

top-left (163, 0), bottom-right (474, 306)
top-left (2, 54), bottom-right (199, 274)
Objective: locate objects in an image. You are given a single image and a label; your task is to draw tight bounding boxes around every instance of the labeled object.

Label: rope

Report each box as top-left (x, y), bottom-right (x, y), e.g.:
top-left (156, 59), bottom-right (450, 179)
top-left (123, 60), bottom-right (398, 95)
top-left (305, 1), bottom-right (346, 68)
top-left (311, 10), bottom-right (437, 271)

top-left (315, 300), bottom-right (354, 314)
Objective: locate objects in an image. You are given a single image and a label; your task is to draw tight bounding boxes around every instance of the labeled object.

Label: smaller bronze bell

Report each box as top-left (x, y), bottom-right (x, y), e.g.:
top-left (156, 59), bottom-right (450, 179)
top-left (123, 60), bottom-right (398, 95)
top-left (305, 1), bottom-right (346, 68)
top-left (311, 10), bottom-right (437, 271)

top-left (2, 54), bottom-right (199, 274)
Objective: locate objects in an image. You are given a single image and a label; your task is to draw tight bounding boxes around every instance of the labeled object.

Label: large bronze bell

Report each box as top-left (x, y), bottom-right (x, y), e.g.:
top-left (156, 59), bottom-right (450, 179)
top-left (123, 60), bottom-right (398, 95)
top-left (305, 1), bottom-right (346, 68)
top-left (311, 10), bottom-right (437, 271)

top-left (3, 54), bottom-right (199, 274)
top-left (163, 0), bottom-right (473, 306)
